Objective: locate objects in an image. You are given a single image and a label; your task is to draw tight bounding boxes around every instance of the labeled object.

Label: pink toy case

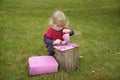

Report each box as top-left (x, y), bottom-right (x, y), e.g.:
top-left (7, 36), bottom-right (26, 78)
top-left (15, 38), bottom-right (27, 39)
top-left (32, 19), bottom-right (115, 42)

top-left (28, 56), bottom-right (58, 75)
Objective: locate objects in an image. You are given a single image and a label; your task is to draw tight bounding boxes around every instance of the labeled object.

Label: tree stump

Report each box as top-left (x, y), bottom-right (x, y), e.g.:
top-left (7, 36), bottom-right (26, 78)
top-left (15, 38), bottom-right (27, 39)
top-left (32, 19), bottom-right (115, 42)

top-left (54, 43), bottom-right (79, 71)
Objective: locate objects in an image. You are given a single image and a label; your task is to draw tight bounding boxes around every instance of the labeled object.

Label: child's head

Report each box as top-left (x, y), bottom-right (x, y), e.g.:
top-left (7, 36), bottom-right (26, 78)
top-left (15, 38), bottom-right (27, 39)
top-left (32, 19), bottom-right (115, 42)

top-left (49, 10), bottom-right (68, 27)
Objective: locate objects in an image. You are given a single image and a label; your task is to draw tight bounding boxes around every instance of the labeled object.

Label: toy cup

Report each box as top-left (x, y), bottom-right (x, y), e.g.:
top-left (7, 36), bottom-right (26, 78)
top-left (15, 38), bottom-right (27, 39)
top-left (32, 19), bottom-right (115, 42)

top-left (61, 41), bottom-right (67, 45)
top-left (63, 33), bottom-right (70, 43)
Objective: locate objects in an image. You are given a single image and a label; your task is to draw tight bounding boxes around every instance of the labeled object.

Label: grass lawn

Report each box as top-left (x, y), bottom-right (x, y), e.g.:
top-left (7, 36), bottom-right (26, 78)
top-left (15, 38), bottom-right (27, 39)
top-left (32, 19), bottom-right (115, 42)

top-left (0, 0), bottom-right (120, 80)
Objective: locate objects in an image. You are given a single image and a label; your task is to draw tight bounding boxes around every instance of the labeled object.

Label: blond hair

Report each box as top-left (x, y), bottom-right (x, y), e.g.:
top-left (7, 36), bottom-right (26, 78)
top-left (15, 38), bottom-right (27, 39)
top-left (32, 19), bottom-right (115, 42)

top-left (49, 10), bottom-right (69, 27)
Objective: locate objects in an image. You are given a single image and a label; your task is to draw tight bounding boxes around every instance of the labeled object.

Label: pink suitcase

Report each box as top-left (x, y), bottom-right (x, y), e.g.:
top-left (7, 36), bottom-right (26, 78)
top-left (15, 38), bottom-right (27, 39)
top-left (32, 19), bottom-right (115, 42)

top-left (28, 56), bottom-right (58, 75)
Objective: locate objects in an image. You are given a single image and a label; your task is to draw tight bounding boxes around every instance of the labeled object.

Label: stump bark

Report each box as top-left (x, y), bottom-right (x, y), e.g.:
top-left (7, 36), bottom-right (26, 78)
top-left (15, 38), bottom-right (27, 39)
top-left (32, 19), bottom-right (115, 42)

top-left (54, 44), bottom-right (79, 71)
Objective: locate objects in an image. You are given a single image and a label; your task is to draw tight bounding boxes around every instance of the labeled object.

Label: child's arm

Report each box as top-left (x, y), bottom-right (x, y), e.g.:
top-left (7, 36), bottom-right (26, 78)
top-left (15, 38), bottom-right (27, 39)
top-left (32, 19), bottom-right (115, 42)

top-left (63, 29), bottom-right (74, 36)
top-left (44, 35), bottom-right (61, 46)
top-left (44, 35), bottom-right (53, 46)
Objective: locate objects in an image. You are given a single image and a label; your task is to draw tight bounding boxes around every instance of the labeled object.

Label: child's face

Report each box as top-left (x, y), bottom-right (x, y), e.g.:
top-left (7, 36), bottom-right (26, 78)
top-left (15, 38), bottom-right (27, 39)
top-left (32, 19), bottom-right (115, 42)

top-left (54, 25), bottom-right (63, 31)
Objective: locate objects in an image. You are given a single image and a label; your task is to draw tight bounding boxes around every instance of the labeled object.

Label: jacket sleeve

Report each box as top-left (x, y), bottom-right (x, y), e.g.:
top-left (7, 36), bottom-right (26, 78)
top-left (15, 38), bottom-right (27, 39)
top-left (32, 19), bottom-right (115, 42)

top-left (69, 29), bottom-right (74, 36)
top-left (44, 35), bottom-right (54, 46)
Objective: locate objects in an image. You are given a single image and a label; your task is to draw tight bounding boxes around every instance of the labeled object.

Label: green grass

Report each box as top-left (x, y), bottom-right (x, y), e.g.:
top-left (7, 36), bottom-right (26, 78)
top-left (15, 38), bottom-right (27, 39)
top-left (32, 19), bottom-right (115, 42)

top-left (0, 0), bottom-right (120, 80)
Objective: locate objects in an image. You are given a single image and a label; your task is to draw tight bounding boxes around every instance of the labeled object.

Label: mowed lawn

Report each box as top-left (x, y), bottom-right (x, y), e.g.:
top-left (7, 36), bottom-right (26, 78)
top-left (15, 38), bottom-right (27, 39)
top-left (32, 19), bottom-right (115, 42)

top-left (0, 0), bottom-right (120, 80)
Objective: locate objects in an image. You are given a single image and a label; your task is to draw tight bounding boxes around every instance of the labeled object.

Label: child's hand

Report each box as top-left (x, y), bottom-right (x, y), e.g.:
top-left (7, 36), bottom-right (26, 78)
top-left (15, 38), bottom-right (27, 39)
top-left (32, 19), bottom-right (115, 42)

top-left (63, 29), bottom-right (70, 33)
top-left (53, 39), bottom-right (61, 45)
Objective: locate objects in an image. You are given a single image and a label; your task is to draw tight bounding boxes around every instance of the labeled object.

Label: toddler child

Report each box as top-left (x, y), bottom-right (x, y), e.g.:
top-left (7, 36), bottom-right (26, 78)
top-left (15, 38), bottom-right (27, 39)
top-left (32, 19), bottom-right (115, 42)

top-left (43, 10), bottom-right (74, 56)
